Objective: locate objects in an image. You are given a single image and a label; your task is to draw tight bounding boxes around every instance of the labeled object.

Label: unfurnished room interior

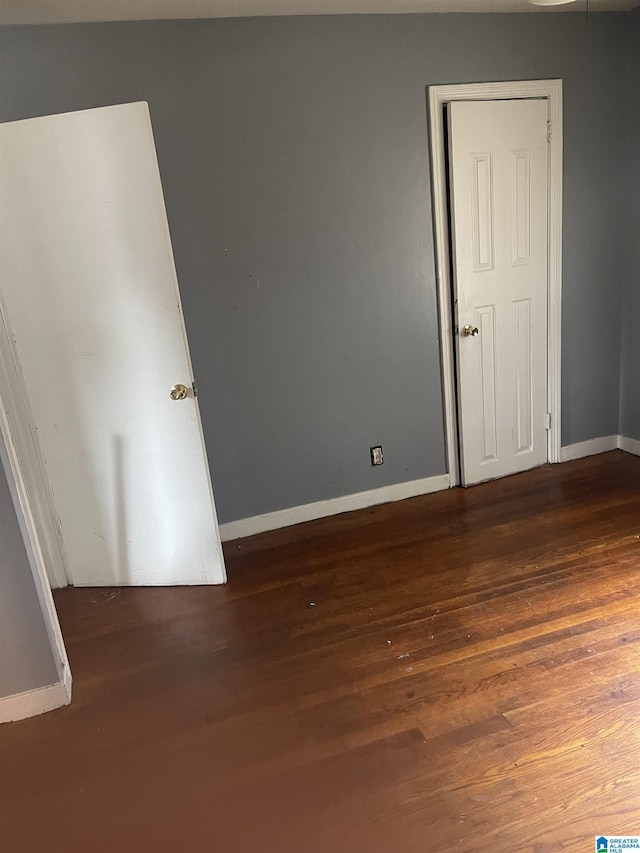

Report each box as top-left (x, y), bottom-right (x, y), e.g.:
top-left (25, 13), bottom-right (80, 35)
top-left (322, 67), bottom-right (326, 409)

top-left (0, 0), bottom-right (639, 850)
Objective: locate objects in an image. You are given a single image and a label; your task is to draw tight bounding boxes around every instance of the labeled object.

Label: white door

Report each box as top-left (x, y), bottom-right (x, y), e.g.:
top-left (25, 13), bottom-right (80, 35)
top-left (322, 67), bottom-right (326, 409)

top-left (0, 103), bottom-right (226, 587)
top-left (448, 99), bottom-right (549, 486)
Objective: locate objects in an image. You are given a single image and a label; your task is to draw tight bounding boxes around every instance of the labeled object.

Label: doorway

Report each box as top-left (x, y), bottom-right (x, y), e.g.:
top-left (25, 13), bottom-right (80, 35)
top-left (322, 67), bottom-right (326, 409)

top-left (0, 103), bottom-right (226, 587)
top-left (428, 80), bottom-right (563, 487)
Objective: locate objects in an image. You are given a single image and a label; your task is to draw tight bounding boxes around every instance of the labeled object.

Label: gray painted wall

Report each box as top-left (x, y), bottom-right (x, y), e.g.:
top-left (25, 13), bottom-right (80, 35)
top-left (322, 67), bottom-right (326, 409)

top-left (0, 14), bottom-right (631, 523)
top-left (0, 435), bottom-right (58, 699)
top-left (620, 7), bottom-right (640, 442)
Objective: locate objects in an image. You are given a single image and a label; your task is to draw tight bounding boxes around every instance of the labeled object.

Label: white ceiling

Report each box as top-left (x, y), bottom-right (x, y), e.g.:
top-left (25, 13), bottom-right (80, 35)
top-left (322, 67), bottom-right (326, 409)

top-left (0, 0), bottom-right (637, 26)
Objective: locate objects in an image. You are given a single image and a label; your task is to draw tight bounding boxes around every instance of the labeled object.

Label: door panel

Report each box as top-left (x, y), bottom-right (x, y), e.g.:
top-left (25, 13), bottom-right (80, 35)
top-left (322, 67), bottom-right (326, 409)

top-left (0, 103), bottom-right (226, 586)
top-left (448, 99), bottom-right (548, 486)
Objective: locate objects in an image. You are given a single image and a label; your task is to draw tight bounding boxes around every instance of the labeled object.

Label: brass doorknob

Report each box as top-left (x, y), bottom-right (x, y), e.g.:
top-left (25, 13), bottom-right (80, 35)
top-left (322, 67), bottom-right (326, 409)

top-left (462, 325), bottom-right (479, 337)
top-left (170, 384), bottom-right (188, 400)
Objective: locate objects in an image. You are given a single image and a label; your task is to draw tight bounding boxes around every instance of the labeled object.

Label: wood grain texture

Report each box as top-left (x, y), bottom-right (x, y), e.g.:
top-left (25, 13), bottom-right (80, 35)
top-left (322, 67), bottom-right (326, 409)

top-left (1, 450), bottom-right (639, 852)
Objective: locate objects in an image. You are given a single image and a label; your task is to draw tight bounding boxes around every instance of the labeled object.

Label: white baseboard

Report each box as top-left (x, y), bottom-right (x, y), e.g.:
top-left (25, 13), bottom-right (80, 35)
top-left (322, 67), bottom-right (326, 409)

top-left (560, 435), bottom-right (618, 462)
top-left (0, 676), bottom-right (71, 724)
top-left (560, 434), bottom-right (640, 462)
top-left (219, 437), bottom-right (640, 544)
top-left (618, 434), bottom-right (640, 456)
top-left (219, 473), bottom-right (450, 542)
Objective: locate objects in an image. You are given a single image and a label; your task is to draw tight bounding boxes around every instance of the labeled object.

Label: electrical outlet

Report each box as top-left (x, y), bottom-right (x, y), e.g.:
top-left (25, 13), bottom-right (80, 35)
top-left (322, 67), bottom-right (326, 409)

top-left (370, 445), bottom-right (384, 466)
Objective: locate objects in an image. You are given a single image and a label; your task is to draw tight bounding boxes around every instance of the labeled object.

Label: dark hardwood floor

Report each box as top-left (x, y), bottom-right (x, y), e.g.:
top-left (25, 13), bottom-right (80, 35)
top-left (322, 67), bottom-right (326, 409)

top-left (1, 450), bottom-right (639, 852)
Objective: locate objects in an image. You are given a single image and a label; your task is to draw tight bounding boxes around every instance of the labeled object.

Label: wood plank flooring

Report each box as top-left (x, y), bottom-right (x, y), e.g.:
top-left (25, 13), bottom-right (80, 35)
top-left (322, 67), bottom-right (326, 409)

top-left (1, 450), bottom-right (639, 852)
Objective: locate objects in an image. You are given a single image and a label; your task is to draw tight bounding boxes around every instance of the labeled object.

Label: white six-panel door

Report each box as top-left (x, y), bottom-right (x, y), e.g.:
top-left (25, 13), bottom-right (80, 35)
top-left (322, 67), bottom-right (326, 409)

top-left (0, 103), bottom-right (226, 586)
top-left (448, 99), bottom-right (549, 486)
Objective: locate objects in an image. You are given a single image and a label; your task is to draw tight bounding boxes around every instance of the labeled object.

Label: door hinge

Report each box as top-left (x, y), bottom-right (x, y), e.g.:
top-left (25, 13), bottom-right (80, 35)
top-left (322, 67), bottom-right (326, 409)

top-left (547, 120), bottom-right (552, 143)
top-left (545, 413), bottom-right (552, 430)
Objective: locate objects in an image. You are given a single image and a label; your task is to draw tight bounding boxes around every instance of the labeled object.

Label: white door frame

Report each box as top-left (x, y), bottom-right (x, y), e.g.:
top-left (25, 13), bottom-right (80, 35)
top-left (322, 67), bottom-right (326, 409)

top-left (0, 357), bottom-right (71, 721)
top-left (0, 296), bottom-right (69, 589)
top-left (428, 79), bottom-right (563, 487)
